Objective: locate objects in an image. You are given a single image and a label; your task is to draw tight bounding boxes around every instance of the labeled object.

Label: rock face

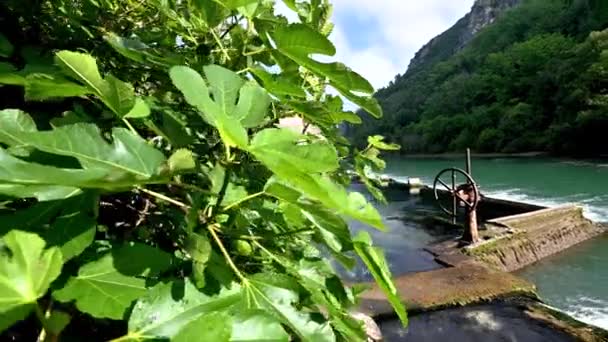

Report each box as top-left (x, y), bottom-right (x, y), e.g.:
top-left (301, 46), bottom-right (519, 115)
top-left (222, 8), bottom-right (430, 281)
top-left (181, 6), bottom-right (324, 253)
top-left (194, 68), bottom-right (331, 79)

top-left (408, 0), bottom-right (519, 71)
top-left (462, 0), bottom-right (520, 46)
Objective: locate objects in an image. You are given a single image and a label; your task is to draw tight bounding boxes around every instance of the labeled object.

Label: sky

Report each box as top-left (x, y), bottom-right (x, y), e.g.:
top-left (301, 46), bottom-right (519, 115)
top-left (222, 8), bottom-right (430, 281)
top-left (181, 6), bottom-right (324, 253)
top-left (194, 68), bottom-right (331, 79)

top-left (275, 0), bottom-right (475, 92)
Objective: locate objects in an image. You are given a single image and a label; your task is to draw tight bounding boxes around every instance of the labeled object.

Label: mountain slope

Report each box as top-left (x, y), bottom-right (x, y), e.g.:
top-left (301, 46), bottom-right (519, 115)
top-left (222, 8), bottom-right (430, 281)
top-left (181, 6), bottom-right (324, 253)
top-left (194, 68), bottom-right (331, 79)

top-left (348, 0), bottom-right (608, 157)
top-left (408, 0), bottom-right (520, 72)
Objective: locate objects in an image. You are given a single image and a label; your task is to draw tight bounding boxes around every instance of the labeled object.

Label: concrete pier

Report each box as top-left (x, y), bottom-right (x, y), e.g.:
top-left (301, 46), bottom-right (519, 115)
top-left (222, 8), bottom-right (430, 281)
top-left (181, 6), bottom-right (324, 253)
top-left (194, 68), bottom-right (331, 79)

top-left (353, 178), bottom-right (608, 341)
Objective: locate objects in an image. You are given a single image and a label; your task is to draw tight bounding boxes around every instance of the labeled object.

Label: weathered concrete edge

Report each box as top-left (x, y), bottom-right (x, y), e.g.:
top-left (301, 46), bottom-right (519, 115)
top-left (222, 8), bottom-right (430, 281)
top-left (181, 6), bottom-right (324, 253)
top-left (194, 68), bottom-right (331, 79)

top-left (359, 289), bottom-right (540, 322)
top-left (467, 205), bottom-right (607, 272)
top-left (488, 204), bottom-right (585, 227)
top-left (355, 263), bottom-right (538, 318)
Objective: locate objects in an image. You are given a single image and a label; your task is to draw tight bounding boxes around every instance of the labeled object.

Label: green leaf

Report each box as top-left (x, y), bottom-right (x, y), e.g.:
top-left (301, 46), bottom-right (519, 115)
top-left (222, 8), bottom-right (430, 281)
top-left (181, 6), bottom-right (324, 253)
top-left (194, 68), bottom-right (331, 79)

top-left (0, 148), bottom-right (101, 200)
top-left (0, 63), bottom-right (23, 87)
top-left (0, 231), bottom-right (63, 331)
top-left (170, 65), bottom-right (246, 148)
top-left (359, 148), bottom-right (385, 170)
top-left (168, 149), bottom-right (196, 172)
top-left (0, 62), bottom-right (16, 73)
top-left (328, 97), bottom-right (363, 124)
top-left (237, 1), bottom-right (260, 19)
top-left (272, 24), bottom-right (336, 56)
top-left (279, 0), bottom-right (297, 12)
top-left (354, 164), bottom-right (387, 204)
top-left (0, 121), bottom-right (166, 198)
top-left (213, 0), bottom-right (258, 10)
top-left (104, 33), bottom-right (148, 63)
top-left (124, 98), bottom-right (151, 118)
top-left (235, 82), bottom-right (271, 128)
top-left (103, 33), bottom-right (177, 67)
top-left (45, 310), bottom-right (71, 335)
top-left (271, 24), bottom-right (382, 118)
top-left (24, 74), bottom-right (91, 100)
top-left (250, 67), bottom-right (306, 98)
top-left (125, 280), bottom-right (242, 340)
top-left (209, 164), bottom-right (249, 208)
top-left (0, 192), bottom-right (98, 261)
top-left (330, 82), bottom-right (382, 119)
top-left (287, 100), bottom-right (361, 127)
top-left (244, 274), bottom-right (335, 342)
top-left (169, 66), bottom-right (216, 125)
top-left (0, 34), bottom-right (13, 58)
top-left (0, 111), bottom-right (167, 187)
top-left (191, 0), bottom-right (228, 27)
top-left (0, 184), bottom-right (82, 202)
top-left (170, 65), bottom-right (271, 148)
top-left (368, 135), bottom-right (400, 151)
top-left (265, 176), bottom-right (384, 230)
top-left (230, 310), bottom-right (289, 342)
top-left (331, 111), bottom-right (362, 124)
top-left (0, 71), bottom-right (25, 86)
top-left (54, 51), bottom-right (139, 117)
top-left (301, 205), bottom-right (353, 254)
top-left (53, 243), bottom-right (173, 319)
top-left (249, 128), bottom-right (339, 174)
top-left (276, 258), bottom-right (365, 341)
top-left (147, 101), bottom-right (193, 148)
top-left (353, 231), bottom-right (407, 326)
top-left (0, 109), bottom-right (37, 149)
top-left (173, 312), bottom-right (232, 342)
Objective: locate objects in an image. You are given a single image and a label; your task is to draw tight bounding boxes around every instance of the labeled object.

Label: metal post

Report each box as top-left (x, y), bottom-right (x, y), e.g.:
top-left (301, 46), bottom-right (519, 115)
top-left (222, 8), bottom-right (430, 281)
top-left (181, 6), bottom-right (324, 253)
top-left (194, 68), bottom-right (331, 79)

top-left (452, 170), bottom-right (457, 225)
top-left (466, 148), bottom-right (472, 176)
top-left (463, 148), bottom-right (479, 243)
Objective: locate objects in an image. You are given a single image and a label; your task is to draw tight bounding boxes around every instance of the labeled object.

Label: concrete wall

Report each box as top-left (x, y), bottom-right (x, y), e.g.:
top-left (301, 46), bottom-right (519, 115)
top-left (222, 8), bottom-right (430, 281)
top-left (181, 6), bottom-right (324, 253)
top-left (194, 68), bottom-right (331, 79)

top-left (419, 187), bottom-right (544, 221)
top-left (380, 180), bottom-right (606, 272)
top-left (467, 205), bottom-right (606, 272)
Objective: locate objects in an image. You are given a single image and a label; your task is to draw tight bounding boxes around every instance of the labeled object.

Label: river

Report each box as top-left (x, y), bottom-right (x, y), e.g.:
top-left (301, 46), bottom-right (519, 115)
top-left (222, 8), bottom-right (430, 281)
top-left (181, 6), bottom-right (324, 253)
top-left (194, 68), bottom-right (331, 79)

top-left (382, 156), bottom-right (608, 330)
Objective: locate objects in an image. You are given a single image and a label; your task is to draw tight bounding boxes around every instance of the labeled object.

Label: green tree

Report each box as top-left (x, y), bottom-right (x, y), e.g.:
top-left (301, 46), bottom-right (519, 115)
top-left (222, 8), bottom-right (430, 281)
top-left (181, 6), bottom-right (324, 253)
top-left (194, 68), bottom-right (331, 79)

top-left (349, 0), bottom-right (608, 156)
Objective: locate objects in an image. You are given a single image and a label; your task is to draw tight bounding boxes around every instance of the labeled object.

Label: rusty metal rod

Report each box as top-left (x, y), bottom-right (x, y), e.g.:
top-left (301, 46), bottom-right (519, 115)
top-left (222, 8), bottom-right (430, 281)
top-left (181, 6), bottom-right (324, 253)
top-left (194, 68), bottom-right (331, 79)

top-left (466, 148), bottom-right (472, 176)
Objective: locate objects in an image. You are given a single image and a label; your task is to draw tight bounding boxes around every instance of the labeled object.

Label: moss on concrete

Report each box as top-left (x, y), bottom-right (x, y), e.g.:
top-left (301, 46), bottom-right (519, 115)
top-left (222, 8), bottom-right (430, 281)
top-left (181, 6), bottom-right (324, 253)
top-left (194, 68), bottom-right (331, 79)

top-left (463, 232), bottom-right (525, 256)
top-left (356, 262), bottom-right (537, 318)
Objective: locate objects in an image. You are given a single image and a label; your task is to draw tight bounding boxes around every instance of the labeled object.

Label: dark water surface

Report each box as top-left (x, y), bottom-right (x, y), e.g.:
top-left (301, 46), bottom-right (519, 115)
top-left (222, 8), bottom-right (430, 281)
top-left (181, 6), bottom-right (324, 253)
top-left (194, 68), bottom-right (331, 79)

top-left (380, 303), bottom-right (577, 342)
top-left (341, 186), bottom-right (445, 282)
top-left (380, 157), bottom-right (608, 329)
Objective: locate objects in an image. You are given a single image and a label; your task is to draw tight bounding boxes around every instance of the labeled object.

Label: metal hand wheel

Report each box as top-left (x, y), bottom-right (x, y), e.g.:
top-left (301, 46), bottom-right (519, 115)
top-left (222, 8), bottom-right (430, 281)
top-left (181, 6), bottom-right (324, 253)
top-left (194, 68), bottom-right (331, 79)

top-left (432, 168), bottom-right (480, 217)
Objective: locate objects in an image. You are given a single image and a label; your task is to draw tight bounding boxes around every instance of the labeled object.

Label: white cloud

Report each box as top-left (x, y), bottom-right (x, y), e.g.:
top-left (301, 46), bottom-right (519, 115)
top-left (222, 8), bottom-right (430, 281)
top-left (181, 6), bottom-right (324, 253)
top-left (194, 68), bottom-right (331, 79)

top-left (274, 0), bottom-right (474, 110)
top-left (276, 0), bottom-right (473, 89)
top-left (330, 0), bottom-right (473, 89)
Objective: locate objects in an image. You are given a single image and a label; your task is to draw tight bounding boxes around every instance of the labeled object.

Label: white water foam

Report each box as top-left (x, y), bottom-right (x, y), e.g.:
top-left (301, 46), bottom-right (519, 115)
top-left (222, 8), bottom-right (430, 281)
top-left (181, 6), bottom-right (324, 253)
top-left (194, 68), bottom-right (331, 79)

top-left (541, 302), bottom-right (608, 330)
top-left (385, 172), bottom-right (608, 222)
top-left (563, 296), bottom-right (608, 330)
top-left (483, 188), bottom-right (608, 223)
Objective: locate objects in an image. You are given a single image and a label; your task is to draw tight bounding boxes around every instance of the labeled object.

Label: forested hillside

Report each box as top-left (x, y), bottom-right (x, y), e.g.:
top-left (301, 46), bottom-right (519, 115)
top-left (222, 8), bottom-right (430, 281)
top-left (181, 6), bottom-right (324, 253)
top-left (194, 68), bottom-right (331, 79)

top-left (348, 0), bottom-right (608, 156)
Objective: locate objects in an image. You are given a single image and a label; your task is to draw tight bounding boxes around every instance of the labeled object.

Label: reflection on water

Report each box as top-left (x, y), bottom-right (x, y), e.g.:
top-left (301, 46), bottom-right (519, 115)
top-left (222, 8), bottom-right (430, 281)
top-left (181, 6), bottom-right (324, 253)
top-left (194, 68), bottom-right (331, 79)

top-left (380, 303), bottom-right (577, 342)
top-left (339, 186), bottom-right (446, 282)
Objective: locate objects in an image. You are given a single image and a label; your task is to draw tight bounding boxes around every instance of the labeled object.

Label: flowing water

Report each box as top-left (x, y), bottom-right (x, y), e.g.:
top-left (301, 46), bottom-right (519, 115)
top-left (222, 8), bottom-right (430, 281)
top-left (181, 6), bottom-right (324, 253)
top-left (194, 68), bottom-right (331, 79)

top-left (382, 156), bottom-right (608, 330)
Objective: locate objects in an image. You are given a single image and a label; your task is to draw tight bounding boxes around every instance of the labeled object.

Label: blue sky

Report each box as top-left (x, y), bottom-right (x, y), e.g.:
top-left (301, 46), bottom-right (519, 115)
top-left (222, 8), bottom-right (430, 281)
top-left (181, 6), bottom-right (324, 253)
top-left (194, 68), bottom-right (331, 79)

top-left (276, 0), bottom-right (474, 92)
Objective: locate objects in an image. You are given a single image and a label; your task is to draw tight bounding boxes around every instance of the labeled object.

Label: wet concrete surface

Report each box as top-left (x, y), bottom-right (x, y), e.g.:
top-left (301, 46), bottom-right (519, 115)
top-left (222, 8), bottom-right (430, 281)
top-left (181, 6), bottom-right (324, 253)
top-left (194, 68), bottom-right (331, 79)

top-left (380, 303), bottom-right (577, 342)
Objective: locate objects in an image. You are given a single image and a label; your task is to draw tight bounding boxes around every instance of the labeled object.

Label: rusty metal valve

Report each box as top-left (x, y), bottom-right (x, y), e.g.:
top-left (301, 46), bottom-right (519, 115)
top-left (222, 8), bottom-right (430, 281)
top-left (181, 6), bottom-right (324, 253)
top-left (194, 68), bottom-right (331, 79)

top-left (432, 167), bottom-right (480, 218)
